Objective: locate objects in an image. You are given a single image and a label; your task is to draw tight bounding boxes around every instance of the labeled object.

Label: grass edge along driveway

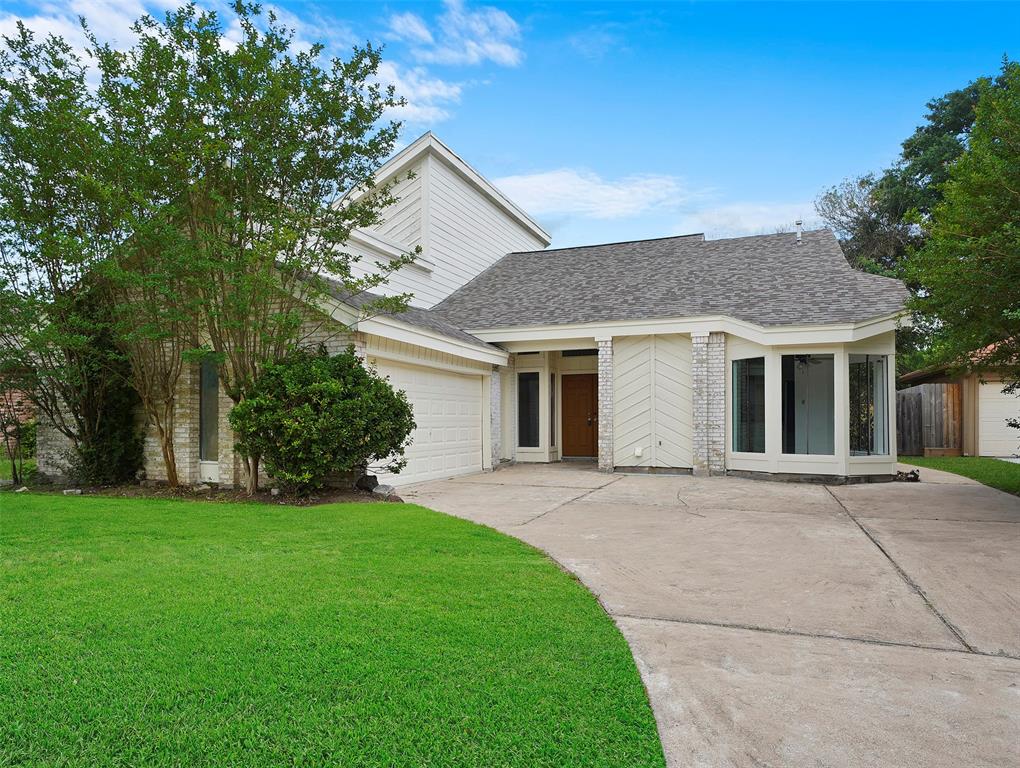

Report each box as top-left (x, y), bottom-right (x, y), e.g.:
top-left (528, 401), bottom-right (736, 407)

top-left (899, 455), bottom-right (1020, 495)
top-left (0, 494), bottom-right (664, 767)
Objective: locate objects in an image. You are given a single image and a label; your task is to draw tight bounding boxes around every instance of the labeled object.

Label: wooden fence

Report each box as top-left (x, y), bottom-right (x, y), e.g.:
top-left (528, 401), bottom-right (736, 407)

top-left (896, 382), bottom-right (962, 456)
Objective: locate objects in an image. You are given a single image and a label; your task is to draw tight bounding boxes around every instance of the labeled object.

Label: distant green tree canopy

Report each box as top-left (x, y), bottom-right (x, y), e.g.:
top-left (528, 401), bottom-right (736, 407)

top-left (903, 61), bottom-right (1020, 407)
top-left (817, 64), bottom-right (1011, 277)
top-left (816, 59), bottom-right (1016, 381)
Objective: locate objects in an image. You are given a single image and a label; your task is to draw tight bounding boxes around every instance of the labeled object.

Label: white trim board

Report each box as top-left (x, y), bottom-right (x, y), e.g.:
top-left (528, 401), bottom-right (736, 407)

top-left (347, 229), bottom-right (434, 273)
top-left (469, 313), bottom-right (905, 347)
top-left (358, 314), bottom-right (507, 366)
top-left (365, 132), bottom-right (551, 246)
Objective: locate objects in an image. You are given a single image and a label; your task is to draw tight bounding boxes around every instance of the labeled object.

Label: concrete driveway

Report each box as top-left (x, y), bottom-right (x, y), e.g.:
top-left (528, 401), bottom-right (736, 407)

top-left (403, 464), bottom-right (1020, 768)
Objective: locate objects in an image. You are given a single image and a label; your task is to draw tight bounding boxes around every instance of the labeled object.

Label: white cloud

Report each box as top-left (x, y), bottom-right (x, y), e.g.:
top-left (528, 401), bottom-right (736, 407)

top-left (3, 0), bottom-right (472, 126)
top-left (375, 61), bottom-right (462, 124)
top-left (491, 167), bottom-right (820, 243)
top-left (0, 0), bottom-right (154, 53)
top-left (675, 202), bottom-right (819, 238)
top-left (0, 0), bottom-right (348, 57)
top-left (494, 168), bottom-right (702, 220)
top-left (390, 0), bottom-right (522, 68)
top-left (387, 12), bottom-right (433, 45)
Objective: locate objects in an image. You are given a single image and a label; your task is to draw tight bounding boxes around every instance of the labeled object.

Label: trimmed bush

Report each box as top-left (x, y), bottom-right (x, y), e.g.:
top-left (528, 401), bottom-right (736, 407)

top-left (229, 347), bottom-right (415, 492)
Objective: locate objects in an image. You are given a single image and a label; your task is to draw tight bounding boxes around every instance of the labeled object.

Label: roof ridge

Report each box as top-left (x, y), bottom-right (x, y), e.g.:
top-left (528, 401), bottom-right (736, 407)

top-left (507, 232), bottom-right (706, 256)
top-left (505, 227), bottom-right (837, 257)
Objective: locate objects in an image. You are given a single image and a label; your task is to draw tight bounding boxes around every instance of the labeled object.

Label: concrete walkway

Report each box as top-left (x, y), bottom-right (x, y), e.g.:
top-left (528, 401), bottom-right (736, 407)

top-left (403, 464), bottom-right (1020, 768)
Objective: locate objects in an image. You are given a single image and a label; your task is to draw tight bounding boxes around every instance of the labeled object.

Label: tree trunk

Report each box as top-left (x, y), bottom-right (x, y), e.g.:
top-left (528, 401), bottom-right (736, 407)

top-left (244, 453), bottom-right (260, 495)
top-left (159, 427), bottom-right (179, 488)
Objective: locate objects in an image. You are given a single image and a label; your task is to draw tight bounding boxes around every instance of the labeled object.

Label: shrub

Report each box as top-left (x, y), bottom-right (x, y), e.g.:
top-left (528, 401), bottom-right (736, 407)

top-left (229, 347), bottom-right (416, 492)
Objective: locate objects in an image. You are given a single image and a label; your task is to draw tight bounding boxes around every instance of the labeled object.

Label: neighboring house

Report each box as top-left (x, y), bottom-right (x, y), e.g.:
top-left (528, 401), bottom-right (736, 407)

top-left (898, 364), bottom-right (1019, 458)
top-left (37, 132), bottom-right (909, 486)
top-left (0, 376), bottom-right (34, 446)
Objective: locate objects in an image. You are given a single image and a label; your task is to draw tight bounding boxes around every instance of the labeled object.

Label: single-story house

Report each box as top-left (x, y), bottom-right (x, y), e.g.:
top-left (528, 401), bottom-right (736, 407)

top-left (898, 363), bottom-right (1018, 458)
top-left (37, 132), bottom-right (910, 486)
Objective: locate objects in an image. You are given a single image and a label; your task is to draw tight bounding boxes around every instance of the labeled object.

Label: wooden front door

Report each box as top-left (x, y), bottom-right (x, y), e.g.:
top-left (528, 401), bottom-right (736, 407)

top-left (562, 374), bottom-right (598, 457)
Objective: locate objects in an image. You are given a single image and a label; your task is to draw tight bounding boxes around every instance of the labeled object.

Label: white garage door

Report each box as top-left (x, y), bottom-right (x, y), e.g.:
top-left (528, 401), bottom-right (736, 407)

top-left (978, 380), bottom-right (1020, 456)
top-left (372, 360), bottom-right (484, 485)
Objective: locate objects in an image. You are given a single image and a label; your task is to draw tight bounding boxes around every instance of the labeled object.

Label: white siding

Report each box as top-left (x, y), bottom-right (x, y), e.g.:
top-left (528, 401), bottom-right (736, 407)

top-left (613, 334), bottom-right (693, 468)
top-left (978, 380), bottom-right (1020, 456)
top-left (373, 171), bottom-right (422, 247)
top-left (424, 155), bottom-right (546, 305)
top-left (350, 152), bottom-right (546, 309)
top-left (349, 158), bottom-right (445, 308)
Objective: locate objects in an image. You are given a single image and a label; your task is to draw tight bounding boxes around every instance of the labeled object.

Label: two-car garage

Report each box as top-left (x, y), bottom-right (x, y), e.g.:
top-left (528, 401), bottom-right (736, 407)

top-left (370, 358), bottom-right (486, 486)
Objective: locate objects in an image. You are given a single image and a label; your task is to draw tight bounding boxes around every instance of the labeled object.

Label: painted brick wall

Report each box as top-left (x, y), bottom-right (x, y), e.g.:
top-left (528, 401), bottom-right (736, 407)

top-left (35, 413), bottom-right (73, 482)
top-left (135, 314), bottom-right (358, 488)
top-left (489, 365), bottom-right (501, 467)
top-left (692, 331), bottom-right (726, 475)
top-left (597, 339), bottom-right (614, 472)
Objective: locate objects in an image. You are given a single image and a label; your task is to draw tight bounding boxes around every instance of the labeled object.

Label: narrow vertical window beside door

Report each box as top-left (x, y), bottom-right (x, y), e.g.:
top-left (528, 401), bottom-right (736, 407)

top-left (199, 358), bottom-right (219, 461)
top-left (517, 372), bottom-right (539, 448)
top-left (849, 354), bottom-right (889, 455)
top-left (732, 357), bottom-right (765, 453)
top-left (550, 373), bottom-right (556, 448)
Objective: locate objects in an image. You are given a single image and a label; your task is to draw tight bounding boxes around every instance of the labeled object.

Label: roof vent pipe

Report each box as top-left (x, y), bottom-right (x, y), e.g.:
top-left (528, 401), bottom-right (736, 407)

top-left (795, 219), bottom-right (803, 245)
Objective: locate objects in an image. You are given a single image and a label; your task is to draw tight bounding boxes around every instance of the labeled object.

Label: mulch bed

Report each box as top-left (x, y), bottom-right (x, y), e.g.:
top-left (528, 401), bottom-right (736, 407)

top-left (5, 482), bottom-right (388, 506)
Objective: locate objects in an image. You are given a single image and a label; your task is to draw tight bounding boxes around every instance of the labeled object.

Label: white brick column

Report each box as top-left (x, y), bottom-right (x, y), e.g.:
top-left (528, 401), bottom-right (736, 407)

top-left (597, 338), bottom-right (614, 472)
top-left (692, 331), bottom-right (726, 476)
top-left (490, 366), bottom-right (501, 468)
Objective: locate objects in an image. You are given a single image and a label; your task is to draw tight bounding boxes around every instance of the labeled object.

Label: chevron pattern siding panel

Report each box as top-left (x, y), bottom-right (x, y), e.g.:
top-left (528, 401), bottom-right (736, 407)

top-left (613, 334), bottom-right (693, 468)
top-left (653, 334), bottom-right (694, 467)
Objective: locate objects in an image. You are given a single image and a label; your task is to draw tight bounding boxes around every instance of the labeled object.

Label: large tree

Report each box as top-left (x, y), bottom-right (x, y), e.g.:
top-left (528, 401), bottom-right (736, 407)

top-left (90, 2), bottom-right (415, 491)
top-left (816, 69), bottom-right (1006, 276)
top-left (814, 174), bottom-right (920, 275)
top-left (0, 24), bottom-right (142, 483)
top-left (903, 60), bottom-right (1020, 430)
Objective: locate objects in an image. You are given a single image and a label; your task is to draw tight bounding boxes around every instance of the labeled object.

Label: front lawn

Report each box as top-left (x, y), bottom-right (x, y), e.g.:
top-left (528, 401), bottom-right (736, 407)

top-left (0, 495), bottom-right (664, 766)
top-left (900, 455), bottom-right (1020, 495)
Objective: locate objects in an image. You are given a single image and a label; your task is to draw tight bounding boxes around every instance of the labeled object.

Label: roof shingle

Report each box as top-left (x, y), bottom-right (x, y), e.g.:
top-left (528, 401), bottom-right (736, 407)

top-left (433, 229), bottom-right (908, 330)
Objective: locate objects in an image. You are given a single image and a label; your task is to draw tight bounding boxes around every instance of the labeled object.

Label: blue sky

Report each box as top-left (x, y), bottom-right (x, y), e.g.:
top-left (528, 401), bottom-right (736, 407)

top-left (2, 1), bottom-right (1015, 247)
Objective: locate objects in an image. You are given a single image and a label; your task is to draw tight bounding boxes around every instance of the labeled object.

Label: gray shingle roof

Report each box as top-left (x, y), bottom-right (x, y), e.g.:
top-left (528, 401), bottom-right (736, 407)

top-left (322, 281), bottom-right (499, 351)
top-left (433, 229), bottom-right (908, 329)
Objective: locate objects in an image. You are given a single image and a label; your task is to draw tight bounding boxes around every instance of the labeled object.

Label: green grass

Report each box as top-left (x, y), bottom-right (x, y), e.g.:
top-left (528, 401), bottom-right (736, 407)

top-left (900, 455), bottom-right (1020, 495)
top-left (0, 457), bottom-right (34, 481)
top-left (0, 494), bottom-right (664, 767)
